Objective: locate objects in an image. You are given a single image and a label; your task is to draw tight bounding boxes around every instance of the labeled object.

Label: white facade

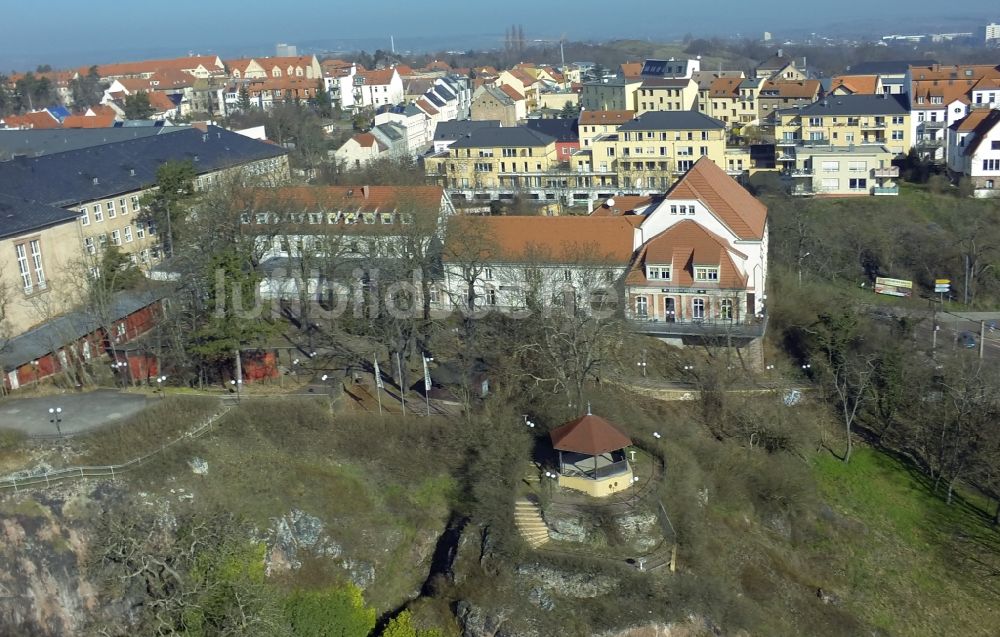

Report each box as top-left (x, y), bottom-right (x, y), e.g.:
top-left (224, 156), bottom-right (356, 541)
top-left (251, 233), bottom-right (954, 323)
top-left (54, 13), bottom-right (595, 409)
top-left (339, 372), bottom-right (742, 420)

top-left (324, 64), bottom-right (357, 110)
top-left (334, 136), bottom-right (384, 169)
top-left (911, 99), bottom-right (969, 160)
top-left (373, 108), bottom-right (431, 156)
top-left (354, 70), bottom-right (404, 109)
top-left (947, 114), bottom-right (1000, 197)
top-left (635, 200), bottom-right (768, 315)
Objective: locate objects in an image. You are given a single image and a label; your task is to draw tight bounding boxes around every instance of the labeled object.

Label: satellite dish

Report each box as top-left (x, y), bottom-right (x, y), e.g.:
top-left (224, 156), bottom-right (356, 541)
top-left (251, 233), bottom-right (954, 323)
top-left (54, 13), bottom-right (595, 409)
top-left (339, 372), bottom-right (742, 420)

top-left (606, 197), bottom-right (616, 207)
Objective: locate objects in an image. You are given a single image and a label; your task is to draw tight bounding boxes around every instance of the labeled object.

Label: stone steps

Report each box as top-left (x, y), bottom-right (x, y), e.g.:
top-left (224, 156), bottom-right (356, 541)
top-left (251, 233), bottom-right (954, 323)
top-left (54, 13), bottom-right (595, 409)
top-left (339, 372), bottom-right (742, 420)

top-left (514, 497), bottom-right (550, 548)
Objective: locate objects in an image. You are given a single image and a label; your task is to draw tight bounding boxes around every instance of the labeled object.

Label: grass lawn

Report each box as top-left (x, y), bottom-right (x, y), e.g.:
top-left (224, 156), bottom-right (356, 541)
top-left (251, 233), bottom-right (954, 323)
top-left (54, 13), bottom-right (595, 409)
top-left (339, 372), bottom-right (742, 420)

top-left (812, 447), bottom-right (1000, 636)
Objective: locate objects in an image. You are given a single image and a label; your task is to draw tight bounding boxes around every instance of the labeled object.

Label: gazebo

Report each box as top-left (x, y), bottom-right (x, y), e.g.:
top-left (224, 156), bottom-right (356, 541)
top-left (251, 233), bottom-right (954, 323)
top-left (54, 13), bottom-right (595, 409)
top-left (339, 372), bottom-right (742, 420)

top-left (549, 411), bottom-right (634, 497)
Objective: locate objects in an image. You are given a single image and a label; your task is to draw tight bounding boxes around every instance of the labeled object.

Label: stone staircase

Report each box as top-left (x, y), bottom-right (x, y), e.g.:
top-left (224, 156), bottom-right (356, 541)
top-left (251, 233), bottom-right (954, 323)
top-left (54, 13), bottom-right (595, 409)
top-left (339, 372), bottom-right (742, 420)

top-left (514, 497), bottom-right (550, 548)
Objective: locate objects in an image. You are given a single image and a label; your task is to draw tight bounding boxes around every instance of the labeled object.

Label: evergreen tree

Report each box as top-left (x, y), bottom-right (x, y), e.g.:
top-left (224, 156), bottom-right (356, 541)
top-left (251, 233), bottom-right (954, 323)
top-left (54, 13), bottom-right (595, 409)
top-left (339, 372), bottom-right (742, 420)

top-left (124, 91), bottom-right (155, 119)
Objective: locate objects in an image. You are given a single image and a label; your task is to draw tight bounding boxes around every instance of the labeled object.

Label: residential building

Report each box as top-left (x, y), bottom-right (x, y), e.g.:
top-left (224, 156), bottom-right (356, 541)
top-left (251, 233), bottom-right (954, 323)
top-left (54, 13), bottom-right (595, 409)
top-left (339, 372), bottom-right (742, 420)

top-left (322, 61), bottom-right (357, 110)
top-left (757, 80), bottom-right (821, 121)
top-left (907, 63), bottom-right (1000, 161)
top-left (773, 94), bottom-right (911, 155)
top-left (276, 43), bottom-right (298, 57)
top-left (226, 55), bottom-right (322, 81)
top-left (87, 56), bottom-right (226, 81)
top-left (525, 118), bottom-right (580, 163)
top-left (352, 68), bottom-right (404, 109)
top-left (848, 60), bottom-right (927, 96)
top-left (704, 76), bottom-right (762, 128)
top-left (754, 52), bottom-right (806, 80)
top-left (578, 110), bottom-right (635, 148)
top-left (496, 69), bottom-right (541, 110)
top-left (971, 77), bottom-right (1000, 109)
top-left (471, 85), bottom-right (522, 126)
top-left (984, 23), bottom-right (1000, 44)
top-left (947, 109), bottom-right (1000, 197)
top-left (828, 75), bottom-right (885, 96)
top-left (371, 122), bottom-right (408, 158)
top-left (537, 91), bottom-right (580, 112)
top-left (0, 127), bottom-right (188, 160)
top-left (780, 144), bottom-right (899, 196)
top-left (0, 126), bottom-right (289, 268)
top-left (431, 120), bottom-right (501, 153)
top-left (635, 77), bottom-right (698, 114)
top-left (334, 132), bottom-right (388, 169)
top-left (0, 194), bottom-right (82, 336)
top-left (626, 157), bottom-right (768, 335)
top-left (0, 110), bottom-right (60, 130)
top-left (585, 111), bottom-right (729, 190)
top-left (580, 76), bottom-right (641, 112)
top-left (693, 70), bottom-right (746, 115)
top-left (373, 104), bottom-right (432, 156)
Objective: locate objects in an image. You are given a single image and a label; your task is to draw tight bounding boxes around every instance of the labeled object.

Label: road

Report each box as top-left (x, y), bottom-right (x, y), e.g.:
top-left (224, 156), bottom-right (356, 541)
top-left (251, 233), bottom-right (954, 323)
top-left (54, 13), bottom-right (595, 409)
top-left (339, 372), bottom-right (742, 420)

top-left (0, 390), bottom-right (149, 437)
top-left (882, 307), bottom-right (1000, 360)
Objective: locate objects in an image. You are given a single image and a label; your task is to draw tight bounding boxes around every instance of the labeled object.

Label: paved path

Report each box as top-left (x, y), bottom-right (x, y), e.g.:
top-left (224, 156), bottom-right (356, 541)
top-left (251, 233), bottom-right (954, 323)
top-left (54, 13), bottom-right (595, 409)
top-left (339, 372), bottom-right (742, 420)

top-left (0, 390), bottom-right (149, 437)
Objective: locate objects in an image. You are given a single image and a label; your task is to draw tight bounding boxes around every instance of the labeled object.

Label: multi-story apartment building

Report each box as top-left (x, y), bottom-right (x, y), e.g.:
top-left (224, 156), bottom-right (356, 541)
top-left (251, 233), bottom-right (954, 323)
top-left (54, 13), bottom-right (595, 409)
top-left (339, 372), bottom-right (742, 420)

top-left (780, 144), bottom-right (899, 196)
top-left (578, 110), bottom-right (635, 148)
top-left (705, 77), bottom-right (762, 128)
top-left (635, 78), bottom-right (697, 114)
top-left (352, 68), bottom-right (404, 109)
top-left (757, 79), bottom-right (820, 121)
top-left (755, 53), bottom-right (806, 80)
top-left (580, 76), bottom-right (641, 112)
top-left (947, 109), bottom-right (1000, 197)
top-left (0, 126), bottom-right (289, 269)
top-left (583, 111), bottom-right (729, 190)
top-left (907, 64), bottom-right (1000, 161)
top-left (774, 94), bottom-right (911, 156)
top-left (226, 55), bottom-right (322, 81)
top-left (693, 70), bottom-right (746, 115)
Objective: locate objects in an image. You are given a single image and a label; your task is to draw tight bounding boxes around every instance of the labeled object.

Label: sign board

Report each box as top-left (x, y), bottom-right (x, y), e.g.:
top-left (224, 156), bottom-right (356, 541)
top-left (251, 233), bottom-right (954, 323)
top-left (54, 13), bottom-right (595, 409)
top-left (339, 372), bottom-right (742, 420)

top-left (935, 279), bottom-right (951, 286)
top-left (934, 278), bottom-right (951, 294)
top-left (874, 277), bottom-right (913, 297)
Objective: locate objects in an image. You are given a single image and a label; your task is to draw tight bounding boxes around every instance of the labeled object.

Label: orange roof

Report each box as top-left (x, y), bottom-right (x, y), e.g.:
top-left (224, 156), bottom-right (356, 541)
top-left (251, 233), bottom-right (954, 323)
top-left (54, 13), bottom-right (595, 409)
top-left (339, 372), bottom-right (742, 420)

top-left (908, 63), bottom-right (1000, 82)
top-left (258, 185), bottom-right (443, 212)
top-left (62, 113), bottom-right (117, 128)
top-left (393, 64), bottom-right (415, 76)
top-left (954, 108), bottom-right (993, 132)
top-left (498, 84), bottom-right (525, 101)
top-left (760, 79), bottom-right (820, 99)
top-left (658, 157), bottom-right (767, 240)
top-left (507, 69), bottom-right (537, 86)
top-left (145, 91), bottom-right (177, 112)
top-left (592, 195), bottom-right (653, 217)
top-left (424, 60), bottom-right (452, 72)
top-left (116, 77), bottom-right (153, 92)
top-left (257, 55), bottom-right (316, 69)
top-left (444, 216), bottom-right (638, 265)
top-left (87, 104), bottom-right (119, 118)
top-left (627, 220), bottom-right (747, 289)
top-left (708, 76), bottom-right (742, 98)
top-left (579, 110), bottom-right (636, 126)
top-left (910, 78), bottom-right (977, 109)
top-left (963, 109), bottom-right (1000, 157)
top-left (225, 58), bottom-right (256, 72)
top-left (358, 69), bottom-right (397, 85)
top-left (550, 414), bottom-right (632, 455)
top-left (620, 61), bottom-right (643, 78)
top-left (353, 132), bottom-right (379, 148)
top-left (1, 111), bottom-right (59, 129)
top-left (830, 74), bottom-right (879, 95)
top-left (89, 55), bottom-right (221, 78)
top-left (149, 68), bottom-right (195, 89)
top-left (416, 98), bottom-right (438, 115)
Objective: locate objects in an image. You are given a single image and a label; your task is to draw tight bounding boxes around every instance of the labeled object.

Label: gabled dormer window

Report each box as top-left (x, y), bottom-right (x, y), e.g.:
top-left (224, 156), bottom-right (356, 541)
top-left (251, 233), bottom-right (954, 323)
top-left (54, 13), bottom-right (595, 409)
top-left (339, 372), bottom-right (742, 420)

top-left (647, 265), bottom-right (671, 280)
top-left (694, 266), bottom-right (720, 281)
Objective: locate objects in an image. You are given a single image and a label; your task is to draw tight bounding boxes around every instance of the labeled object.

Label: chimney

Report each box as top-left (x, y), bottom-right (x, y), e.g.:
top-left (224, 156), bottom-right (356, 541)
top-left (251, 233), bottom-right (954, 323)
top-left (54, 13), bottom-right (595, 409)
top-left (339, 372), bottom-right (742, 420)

top-left (362, 185), bottom-right (370, 199)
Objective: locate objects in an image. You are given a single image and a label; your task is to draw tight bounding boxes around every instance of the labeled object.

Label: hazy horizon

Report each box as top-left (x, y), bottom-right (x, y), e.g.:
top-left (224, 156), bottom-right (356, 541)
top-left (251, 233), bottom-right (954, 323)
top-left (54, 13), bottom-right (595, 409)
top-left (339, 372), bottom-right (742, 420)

top-left (3, 0), bottom-right (997, 71)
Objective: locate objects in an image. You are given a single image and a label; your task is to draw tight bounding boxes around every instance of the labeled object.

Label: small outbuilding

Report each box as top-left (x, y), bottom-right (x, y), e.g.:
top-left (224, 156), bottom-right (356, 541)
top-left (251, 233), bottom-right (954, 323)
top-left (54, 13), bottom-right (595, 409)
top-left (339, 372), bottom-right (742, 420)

top-left (549, 412), bottom-right (634, 497)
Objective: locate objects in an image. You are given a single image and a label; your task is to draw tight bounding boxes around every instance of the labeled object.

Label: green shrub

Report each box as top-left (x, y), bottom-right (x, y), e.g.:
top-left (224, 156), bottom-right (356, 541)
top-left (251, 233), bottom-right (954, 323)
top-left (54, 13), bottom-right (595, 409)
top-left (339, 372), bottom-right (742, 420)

top-left (283, 585), bottom-right (376, 637)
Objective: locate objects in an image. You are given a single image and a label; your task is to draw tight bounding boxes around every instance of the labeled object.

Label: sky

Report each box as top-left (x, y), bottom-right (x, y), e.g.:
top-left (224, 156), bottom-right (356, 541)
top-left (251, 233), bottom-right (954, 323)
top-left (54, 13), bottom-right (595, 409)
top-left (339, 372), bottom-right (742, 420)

top-left (1, 0), bottom-right (996, 70)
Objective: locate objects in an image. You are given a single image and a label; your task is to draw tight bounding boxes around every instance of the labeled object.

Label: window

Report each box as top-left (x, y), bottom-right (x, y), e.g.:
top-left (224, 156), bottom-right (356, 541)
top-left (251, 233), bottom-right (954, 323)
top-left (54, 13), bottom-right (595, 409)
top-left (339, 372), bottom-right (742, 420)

top-left (917, 96), bottom-right (925, 104)
top-left (29, 240), bottom-right (45, 290)
top-left (478, 149), bottom-right (494, 157)
top-left (692, 298), bottom-right (705, 319)
top-left (80, 207), bottom-right (90, 226)
top-left (931, 96), bottom-right (942, 105)
top-left (116, 322), bottom-right (127, 337)
top-left (93, 203), bottom-right (103, 222)
top-left (15, 244), bottom-right (31, 292)
top-left (992, 141), bottom-right (1000, 151)
top-left (986, 180), bottom-right (995, 189)
top-left (694, 267), bottom-right (719, 281)
top-left (111, 229), bottom-right (121, 245)
top-left (848, 161), bottom-right (866, 172)
top-left (119, 198), bottom-right (128, 215)
top-left (483, 267), bottom-right (493, 280)
top-left (124, 225), bottom-right (133, 242)
top-left (136, 222), bottom-right (145, 239)
top-left (647, 265), bottom-right (671, 280)
top-left (635, 296), bottom-right (648, 317)
top-left (131, 196), bottom-right (140, 211)
top-left (670, 205), bottom-right (678, 214)
top-left (822, 178), bottom-right (839, 190)
top-left (564, 270), bottom-right (572, 282)
top-left (849, 178), bottom-right (867, 190)
top-left (720, 298), bottom-right (733, 320)
top-left (891, 130), bottom-right (904, 140)
top-left (485, 288), bottom-right (497, 306)
top-left (983, 159), bottom-right (1000, 171)
top-left (107, 200), bottom-right (116, 218)
top-left (821, 160), bottom-right (840, 172)
top-left (700, 146), bottom-right (708, 156)
top-left (474, 162), bottom-right (492, 172)
top-left (808, 116), bottom-right (822, 126)
top-left (892, 116), bottom-right (904, 125)
top-left (84, 237), bottom-right (96, 254)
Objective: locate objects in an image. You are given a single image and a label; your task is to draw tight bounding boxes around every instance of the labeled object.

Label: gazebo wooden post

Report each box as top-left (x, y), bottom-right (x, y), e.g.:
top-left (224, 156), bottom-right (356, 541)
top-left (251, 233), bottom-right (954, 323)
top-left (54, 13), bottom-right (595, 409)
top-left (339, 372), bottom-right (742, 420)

top-left (593, 453), bottom-right (598, 479)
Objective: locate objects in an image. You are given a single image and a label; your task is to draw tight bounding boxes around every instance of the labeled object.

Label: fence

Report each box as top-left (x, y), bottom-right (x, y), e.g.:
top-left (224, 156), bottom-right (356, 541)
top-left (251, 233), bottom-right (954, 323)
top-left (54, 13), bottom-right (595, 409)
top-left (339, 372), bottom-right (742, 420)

top-left (0, 406), bottom-right (233, 493)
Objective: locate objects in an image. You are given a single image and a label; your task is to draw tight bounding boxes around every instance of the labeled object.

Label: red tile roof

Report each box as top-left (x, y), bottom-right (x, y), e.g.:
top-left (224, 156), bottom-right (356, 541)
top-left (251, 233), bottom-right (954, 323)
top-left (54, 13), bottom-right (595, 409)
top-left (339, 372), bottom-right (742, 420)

top-left (620, 62), bottom-right (643, 79)
top-left (591, 195), bottom-right (653, 216)
top-left (444, 216), bottom-right (638, 265)
top-left (708, 77), bottom-right (742, 98)
top-left (963, 109), bottom-right (1000, 157)
top-left (550, 414), bottom-right (632, 455)
top-left (760, 79), bottom-right (820, 99)
top-left (579, 110), bottom-right (636, 126)
top-left (88, 55), bottom-right (221, 78)
top-left (353, 132), bottom-right (378, 148)
top-left (498, 84), bottom-right (525, 101)
top-left (358, 69), bottom-right (397, 85)
top-left (627, 219), bottom-right (747, 289)
top-left (145, 91), bottom-right (177, 113)
top-left (829, 75), bottom-right (880, 95)
top-left (62, 113), bottom-right (117, 128)
top-left (416, 99), bottom-right (438, 115)
top-left (658, 157), bottom-right (767, 240)
top-left (1, 111), bottom-right (59, 129)
top-left (953, 108), bottom-right (993, 132)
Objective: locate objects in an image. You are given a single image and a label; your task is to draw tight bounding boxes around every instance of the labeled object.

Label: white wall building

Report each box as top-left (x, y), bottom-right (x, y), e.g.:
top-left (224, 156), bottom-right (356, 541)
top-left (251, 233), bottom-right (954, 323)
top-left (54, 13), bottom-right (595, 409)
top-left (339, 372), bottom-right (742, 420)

top-left (947, 109), bottom-right (1000, 197)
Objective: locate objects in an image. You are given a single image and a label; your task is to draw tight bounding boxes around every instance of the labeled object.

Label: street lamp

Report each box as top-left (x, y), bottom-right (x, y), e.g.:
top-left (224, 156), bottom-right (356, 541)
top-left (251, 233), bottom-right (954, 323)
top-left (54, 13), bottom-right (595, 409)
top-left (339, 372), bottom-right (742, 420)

top-left (111, 360), bottom-right (128, 387)
top-left (523, 414), bottom-right (536, 428)
top-left (48, 407), bottom-right (63, 437)
top-left (652, 431), bottom-right (662, 439)
top-left (229, 378), bottom-right (243, 403)
top-left (155, 375), bottom-right (167, 398)
top-left (637, 349), bottom-right (647, 377)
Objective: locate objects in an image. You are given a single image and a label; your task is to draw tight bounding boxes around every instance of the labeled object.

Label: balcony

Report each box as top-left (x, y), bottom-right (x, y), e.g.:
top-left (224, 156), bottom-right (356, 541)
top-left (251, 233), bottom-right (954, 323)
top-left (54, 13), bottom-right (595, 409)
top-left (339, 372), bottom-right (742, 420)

top-left (920, 120), bottom-right (946, 129)
top-left (872, 186), bottom-right (899, 195)
top-left (628, 316), bottom-right (767, 340)
top-left (776, 138), bottom-right (800, 147)
top-left (787, 168), bottom-right (813, 178)
top-left (872, 166), bottom-right (899, 178)
top-left (776, 153), bottom-right (796, 162)
top-left (916, 138), bottom-right (943, 148)
top-left (861, 120), bottom-right (887, 129)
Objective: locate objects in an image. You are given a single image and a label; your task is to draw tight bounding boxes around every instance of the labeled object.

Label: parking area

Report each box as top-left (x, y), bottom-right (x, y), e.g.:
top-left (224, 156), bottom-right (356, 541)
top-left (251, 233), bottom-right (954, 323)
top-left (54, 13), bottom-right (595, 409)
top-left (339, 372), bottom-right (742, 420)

top-left (0, 390), bottom-right (149, 437)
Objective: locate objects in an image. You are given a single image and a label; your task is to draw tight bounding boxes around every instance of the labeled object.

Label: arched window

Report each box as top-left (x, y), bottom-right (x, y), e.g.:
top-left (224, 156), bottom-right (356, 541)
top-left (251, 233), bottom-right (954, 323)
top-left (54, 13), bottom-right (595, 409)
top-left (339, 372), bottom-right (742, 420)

top-left (692, 298), bottom-right (705, 320)
top-left (720, 298), bottom-right (733, 320)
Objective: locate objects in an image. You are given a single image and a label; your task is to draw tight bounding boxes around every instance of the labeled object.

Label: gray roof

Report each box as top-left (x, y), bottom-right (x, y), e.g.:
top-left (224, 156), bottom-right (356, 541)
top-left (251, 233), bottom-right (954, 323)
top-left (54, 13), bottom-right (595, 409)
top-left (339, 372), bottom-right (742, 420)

top-left (584, 76), bottom-right (627, 88)
top-left (640, 78), bottom-right (692, 88)
top-left (433, 85), bottom-right (457, 101)
top-left (784, 94), bottom-right (909, 117)
top-left (374, 122), bottom-right (404, 141)
top-left (448, 126), bottom-right (555, 149)
top-left (476, 85), bottom-right (515, 105)
top-left (425, 92), bottom-right (445, 108)
top-left (0, 193), bottom-right (79, 240)
top-left (0, 125), bottom-right (287, 208)
top-left (433, 119), bottom-right (501, 141)
top-left (0, 126), bottom-right (187, 160)
top-left (849, 60), bottom-right (934, 76)
top-left (692, 70), bottom-right (744, 90)
top-left (2, 287), bottom-right (167, 371)
top-left (525, 118), bottom-right (579, 142)
top-left (618, 111), bottom-right (725, 131)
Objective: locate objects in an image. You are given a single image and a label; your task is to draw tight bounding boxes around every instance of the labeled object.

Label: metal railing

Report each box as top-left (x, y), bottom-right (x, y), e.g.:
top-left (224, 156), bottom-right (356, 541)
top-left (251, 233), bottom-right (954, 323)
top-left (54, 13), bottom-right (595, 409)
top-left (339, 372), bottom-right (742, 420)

top-left (872, 166), bottom-right (900, 178)
top-left (628, 315), bottom-right (767, 339)
top-left (872, 186), bottom-right (899, 195)
top-left (0, 406), bottom-right (232, 492)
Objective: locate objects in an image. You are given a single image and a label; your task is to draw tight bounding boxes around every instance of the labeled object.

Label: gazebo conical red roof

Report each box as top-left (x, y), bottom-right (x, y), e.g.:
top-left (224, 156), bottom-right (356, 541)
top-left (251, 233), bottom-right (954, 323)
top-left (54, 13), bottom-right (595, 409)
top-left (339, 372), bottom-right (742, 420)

top-left (549, 412), bottom-right (635, 498)
top-left (550, 414), bottom-right (633, 455)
